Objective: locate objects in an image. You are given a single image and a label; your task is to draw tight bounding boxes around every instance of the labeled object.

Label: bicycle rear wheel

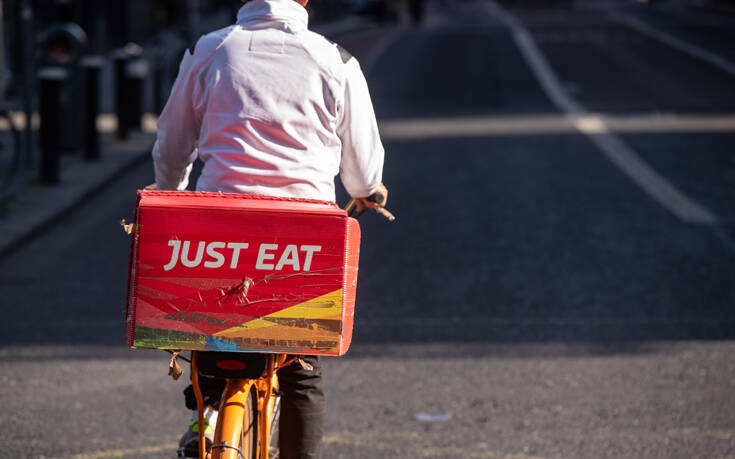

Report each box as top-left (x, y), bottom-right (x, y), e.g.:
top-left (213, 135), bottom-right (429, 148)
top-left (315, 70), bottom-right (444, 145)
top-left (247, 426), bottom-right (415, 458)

top-left (211, 381), bottom-right (258, 459)
top-left (268, 394), bottom-right (281, 458)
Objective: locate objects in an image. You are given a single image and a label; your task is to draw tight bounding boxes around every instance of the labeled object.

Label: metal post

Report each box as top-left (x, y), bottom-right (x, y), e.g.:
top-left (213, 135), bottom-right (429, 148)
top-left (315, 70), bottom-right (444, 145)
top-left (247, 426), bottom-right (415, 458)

top-left (126, 57), bottom-right (148, 132)
top-left (82, 56), bottom-right (104, 160)
top-left (20, 0), bottom-right (35, 168)
top-left (38, 67), bottom-right (68, 185)
top-left (113, 43), bottom-right (143, 140)
top-left (153, 44), bottom-right (164, 115)
top-left (113, 49), bottom-right (130, 140)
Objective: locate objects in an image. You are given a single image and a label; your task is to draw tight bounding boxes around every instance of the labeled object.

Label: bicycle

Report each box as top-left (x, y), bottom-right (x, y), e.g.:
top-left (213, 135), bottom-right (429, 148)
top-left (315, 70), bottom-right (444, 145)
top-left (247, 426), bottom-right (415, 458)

top-left (127, 192), bottom-right (393, 459)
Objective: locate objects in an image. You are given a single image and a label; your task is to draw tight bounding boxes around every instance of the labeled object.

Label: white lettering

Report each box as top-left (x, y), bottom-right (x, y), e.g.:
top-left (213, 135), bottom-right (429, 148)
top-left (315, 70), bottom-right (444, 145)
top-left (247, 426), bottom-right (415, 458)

top-left (204, 242), bottom-right (226, 268)
top-left (276, 245), bottom-right (300, 271)
top-left (227, 243), bottom-right (250, 269)
top-left (163, 240), bottom-right (181, 271)
top-left (181, 241), bottom-right (205, 268)
top-left (162, 241), bottom-right (322, 271)
top-left (256, 244), bottom-right (278, 270)
top-left (300, 245), bottom-right (322, 271)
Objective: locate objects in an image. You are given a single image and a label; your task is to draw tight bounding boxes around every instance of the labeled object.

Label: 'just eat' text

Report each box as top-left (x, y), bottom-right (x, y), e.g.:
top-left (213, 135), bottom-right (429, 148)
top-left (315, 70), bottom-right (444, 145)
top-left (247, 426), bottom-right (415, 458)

top-left (163, 240), bottom-right (322, 272)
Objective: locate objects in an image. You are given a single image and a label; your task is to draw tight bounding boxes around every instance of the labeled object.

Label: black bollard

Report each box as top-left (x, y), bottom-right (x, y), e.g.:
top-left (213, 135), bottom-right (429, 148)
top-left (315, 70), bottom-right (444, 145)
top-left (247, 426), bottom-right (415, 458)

top-left (82, 56), bottom-right (104, 160)
top-left (113, 43), bottom-right (143, 140)
top-left (126, 58), bottom-right (148, 131)
top-left (112, 49), bottom-right (130, 140)
top-left (38, 67), bottom-right (68, 185)
top-left (152, 46), bottom-right (165, 115)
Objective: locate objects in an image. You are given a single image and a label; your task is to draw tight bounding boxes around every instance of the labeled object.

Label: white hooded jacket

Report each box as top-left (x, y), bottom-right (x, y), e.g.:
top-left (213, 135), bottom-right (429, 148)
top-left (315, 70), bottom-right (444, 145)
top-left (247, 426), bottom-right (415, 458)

top-left (152, 0), bottom-right (384, 201)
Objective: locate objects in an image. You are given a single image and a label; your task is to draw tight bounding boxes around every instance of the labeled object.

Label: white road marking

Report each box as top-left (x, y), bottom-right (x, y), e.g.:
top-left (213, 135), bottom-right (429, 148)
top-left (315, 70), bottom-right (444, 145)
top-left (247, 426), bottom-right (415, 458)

top-left (586, 131), bottom-right (718, 224)
top-left (607, 11), bottom-right (735, 77)
top-left (512, 27), bottom-right (585, 114)
top-left (484, 2), bottom-right (719, 225)
top-left (378, 113), bottom-right (735, 139)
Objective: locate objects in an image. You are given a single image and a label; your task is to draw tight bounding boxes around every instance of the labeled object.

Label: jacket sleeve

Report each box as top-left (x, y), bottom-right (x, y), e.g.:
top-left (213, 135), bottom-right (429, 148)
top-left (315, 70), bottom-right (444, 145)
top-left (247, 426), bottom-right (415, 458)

top-left (151, 50), bottom-right (203, 190)
top-left (337, 58), bottom-right (385, 198)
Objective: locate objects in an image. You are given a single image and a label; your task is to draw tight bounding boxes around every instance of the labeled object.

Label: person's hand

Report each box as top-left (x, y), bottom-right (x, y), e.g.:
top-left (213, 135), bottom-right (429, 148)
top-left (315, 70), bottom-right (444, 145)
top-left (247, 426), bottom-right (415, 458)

top-left (354, 183), bottom-right (388, 212)
top-left (144, 183), bottom-right (158, 190)
top-left (354, 183), bottom-right (394, 221)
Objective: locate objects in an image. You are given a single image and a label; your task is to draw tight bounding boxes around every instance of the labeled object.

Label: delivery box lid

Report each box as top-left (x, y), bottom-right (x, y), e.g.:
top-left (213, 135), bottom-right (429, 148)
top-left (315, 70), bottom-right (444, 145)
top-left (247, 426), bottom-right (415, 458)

top-left (137, 190), bottom-right (345, 216)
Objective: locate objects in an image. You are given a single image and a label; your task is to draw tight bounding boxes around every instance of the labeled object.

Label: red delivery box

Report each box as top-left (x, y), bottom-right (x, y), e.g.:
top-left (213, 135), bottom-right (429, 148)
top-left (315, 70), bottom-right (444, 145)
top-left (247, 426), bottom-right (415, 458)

top-left (126, 190), bottom-right (360, 356)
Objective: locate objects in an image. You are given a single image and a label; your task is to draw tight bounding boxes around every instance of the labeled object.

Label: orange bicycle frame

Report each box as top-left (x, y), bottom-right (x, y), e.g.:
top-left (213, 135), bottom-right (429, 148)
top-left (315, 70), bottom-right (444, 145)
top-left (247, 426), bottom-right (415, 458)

top-left (192, 352), bottom-right (288, 459)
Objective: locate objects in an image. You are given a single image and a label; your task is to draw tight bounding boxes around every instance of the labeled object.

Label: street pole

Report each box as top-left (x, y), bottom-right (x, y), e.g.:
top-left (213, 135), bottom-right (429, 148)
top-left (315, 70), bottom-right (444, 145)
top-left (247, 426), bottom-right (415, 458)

top-left (0, 0), bottom-right (5, 102)
top-left (82, 56), bottom-right (103, 161)
top-left (38, 67), bottom-right (67, 185)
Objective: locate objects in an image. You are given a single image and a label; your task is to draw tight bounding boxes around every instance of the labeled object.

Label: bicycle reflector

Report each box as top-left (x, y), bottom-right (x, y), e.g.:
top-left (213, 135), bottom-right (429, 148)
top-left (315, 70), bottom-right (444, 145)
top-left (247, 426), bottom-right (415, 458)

top-left (197, 352), bottom-right (268, 380)
top-left (217, 360), bottom-right (248, 371)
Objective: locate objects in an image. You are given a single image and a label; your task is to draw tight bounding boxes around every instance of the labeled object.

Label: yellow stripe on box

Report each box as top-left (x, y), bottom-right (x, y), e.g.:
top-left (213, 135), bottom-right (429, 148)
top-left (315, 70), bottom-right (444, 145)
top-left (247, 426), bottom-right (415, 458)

top-left (215, 289), bottom-right (343, 336)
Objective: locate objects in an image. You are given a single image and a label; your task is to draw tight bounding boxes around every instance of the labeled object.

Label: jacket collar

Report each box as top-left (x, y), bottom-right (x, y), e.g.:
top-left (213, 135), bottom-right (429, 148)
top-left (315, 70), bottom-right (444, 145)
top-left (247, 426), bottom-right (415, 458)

top-left (237, 0), bottom-right (309, 31)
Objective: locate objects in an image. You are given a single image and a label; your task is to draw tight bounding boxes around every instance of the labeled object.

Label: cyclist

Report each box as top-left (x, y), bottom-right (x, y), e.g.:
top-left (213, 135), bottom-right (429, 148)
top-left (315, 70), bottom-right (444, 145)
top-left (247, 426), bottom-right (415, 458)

top-left (149, 0), bottom-right (387, 457)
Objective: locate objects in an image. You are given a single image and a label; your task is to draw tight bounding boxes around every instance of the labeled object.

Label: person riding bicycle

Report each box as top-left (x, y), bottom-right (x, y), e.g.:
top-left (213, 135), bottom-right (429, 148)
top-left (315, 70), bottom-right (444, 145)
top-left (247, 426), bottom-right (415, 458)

top-left (150, 0), bottom-right (387, 457)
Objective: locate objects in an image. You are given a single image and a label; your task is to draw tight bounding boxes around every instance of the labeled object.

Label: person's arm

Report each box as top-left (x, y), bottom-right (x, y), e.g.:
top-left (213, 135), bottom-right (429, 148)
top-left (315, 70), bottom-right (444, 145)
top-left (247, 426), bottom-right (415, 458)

top-left (337, 57), bottom-right (386, 204)
top-left (151, 49), bottom-right (203, 190)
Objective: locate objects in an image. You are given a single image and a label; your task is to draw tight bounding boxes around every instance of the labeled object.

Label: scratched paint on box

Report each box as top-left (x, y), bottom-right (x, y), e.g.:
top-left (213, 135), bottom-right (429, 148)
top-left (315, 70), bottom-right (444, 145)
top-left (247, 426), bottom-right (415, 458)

top-left (133, 326), bottom-right (341, 354)
top-left (126, 191), bottom-right (360, 356)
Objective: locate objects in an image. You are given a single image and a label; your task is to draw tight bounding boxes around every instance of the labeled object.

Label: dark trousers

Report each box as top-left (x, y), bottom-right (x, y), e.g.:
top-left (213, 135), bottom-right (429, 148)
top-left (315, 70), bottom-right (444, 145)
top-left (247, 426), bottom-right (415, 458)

top-left (185, 355), bottom-right (324, 459)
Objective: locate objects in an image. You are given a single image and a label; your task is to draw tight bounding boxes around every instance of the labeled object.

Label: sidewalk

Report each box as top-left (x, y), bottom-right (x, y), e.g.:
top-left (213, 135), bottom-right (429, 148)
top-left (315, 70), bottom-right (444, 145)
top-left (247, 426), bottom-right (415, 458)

top-left (0, 132), bottom-right (155, 258)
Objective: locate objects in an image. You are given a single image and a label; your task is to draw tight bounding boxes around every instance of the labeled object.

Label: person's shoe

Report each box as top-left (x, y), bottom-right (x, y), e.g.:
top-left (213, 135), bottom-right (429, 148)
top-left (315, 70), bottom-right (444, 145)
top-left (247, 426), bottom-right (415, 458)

top-left (177, 409), bottom-right (218, 458)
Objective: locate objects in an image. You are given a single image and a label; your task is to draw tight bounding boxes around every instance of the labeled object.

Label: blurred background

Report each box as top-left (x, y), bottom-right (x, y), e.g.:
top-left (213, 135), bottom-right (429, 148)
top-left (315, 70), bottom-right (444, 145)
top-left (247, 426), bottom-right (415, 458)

top-left (1, 0), bottom-right (734, 458)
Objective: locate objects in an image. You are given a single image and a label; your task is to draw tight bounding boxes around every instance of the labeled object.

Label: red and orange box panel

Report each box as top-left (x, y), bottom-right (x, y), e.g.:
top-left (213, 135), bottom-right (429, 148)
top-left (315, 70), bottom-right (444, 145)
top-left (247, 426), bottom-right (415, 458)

top-left (125, 190), bottom-right (360, 356)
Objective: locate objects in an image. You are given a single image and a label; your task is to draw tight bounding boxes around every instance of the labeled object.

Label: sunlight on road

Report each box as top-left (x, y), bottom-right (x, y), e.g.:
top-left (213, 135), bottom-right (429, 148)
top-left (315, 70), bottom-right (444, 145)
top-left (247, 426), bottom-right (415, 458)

top-left (377, 113), bottom-right (735, 140)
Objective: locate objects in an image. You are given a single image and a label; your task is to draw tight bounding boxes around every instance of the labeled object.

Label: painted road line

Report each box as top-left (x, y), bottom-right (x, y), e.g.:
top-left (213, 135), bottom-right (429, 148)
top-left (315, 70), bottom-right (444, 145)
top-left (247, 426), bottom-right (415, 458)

top-left (65, 442), bottom-right (178, 459)
top-left (586, 130), bottom-right (718, 224)
top-left (378, 113), bottom-right (735, 139)
top-left (380, 114), bottom-right (574, 138)
top-left (513, 28), bottom-right (585, 114)
top-left (323, 431), bottom-right (545, 459)
top-left (324, 427), bottom-right (735, 456)
top-left (92, 110), bottom-right (735, 141)
top-left (485, 1), bottom-right (719, 225)
top-left (607, 11), bottom-right (735, 77)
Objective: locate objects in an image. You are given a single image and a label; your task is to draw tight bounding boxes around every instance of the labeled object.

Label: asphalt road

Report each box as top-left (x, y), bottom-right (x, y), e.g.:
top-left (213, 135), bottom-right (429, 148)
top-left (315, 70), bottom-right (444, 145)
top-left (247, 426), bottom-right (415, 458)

top-left (2, 1), bottom-right (735, 458)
